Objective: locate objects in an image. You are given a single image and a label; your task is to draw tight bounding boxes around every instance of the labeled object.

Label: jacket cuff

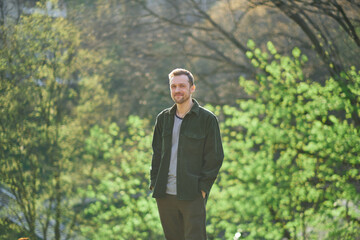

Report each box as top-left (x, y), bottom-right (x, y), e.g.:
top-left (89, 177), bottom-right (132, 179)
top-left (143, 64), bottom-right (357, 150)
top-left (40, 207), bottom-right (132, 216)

top-left (199, 181), bottom-right (211, 195)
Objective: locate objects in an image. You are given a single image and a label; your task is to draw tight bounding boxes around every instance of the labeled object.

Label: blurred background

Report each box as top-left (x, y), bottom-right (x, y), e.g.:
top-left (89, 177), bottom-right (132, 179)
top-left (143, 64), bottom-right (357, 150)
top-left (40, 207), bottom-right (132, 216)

top-left (0, 0), bottom-right (359, 239)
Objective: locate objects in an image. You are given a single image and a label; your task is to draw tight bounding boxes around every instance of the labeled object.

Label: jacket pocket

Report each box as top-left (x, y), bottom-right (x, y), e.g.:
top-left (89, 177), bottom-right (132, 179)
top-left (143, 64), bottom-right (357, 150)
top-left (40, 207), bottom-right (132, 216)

top-left (181, 132), bottom-right (205, 173)
top-left (182, 132), bottom-right (205, 153)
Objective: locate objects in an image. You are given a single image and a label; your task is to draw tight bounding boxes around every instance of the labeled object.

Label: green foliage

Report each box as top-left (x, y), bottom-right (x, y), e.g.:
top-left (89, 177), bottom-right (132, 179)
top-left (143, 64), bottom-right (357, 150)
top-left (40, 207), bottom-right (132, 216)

top-left (77, 117), bottom-right (163, 240)
top-left (0, 218), bottom-right (30, 240)
top-left (0, 3), bottom-right (86, 239)
top-left (207, 42), bottom-right (360, 239)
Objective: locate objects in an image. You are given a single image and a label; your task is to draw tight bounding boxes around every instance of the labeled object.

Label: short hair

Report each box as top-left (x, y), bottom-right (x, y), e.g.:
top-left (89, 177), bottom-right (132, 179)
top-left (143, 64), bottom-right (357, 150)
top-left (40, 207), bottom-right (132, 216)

top-left (168, 68), bottom-right (194, 86)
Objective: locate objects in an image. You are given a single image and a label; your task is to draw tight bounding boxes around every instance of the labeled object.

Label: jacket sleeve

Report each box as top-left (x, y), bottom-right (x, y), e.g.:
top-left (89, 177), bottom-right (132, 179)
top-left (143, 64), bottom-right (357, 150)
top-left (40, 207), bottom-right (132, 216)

top-left (199, 115), bottom-right (224, 195)
top-left (150, 114), bottom-right (162, 189)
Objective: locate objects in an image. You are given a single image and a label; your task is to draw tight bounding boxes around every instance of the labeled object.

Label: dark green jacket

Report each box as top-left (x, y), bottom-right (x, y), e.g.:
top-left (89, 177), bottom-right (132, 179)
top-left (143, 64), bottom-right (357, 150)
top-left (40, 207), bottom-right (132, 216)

top-left (150, 99), bottom-right (224, 200)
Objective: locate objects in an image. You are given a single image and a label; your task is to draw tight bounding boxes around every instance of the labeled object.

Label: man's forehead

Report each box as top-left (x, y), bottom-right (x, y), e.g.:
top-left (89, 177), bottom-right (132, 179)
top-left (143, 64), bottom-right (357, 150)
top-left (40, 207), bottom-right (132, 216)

top-left (170, 75), bottom-right (189, 84)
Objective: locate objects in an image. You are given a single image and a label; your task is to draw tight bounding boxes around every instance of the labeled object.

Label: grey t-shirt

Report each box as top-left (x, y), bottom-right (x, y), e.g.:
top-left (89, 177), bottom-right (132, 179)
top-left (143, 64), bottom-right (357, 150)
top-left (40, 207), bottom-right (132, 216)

top-left (166, 115), bottom-right (183, 195)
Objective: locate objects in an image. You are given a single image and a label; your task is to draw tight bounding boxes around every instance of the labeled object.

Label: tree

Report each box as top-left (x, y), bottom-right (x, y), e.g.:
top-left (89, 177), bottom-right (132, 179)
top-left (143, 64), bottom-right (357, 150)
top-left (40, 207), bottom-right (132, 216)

top-left (249, 0), bottom-right (360, 76)
top-left (66, 0), bottom-right (178, 124)
top-left (206, 42), bottom-right (360, 239)
top-left (133, 0), bottom-right (359, 107)
top-left (75, 118), bottom-right (163, 239)
top-left (64, 0), bottom-right (360, 119)
top-left (0, 2), bottom-right (86, 239)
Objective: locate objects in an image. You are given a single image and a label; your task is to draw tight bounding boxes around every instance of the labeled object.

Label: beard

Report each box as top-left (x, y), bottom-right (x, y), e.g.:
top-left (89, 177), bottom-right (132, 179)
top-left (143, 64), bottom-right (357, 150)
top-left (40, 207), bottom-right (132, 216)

top-left (172, 93), bottom-right (190, 104)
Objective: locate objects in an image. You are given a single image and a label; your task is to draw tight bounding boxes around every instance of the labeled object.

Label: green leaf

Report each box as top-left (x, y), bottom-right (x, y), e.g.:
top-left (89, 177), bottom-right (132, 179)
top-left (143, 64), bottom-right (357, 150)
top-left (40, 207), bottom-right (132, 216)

top-left (247, 39), bottom-right (256, 50)
top-left (267, 41), bottom-right (277, 55)
top-left (292, 47), bottom-right (301, 58)
top-left (246, 51), bottom-right (254, 59)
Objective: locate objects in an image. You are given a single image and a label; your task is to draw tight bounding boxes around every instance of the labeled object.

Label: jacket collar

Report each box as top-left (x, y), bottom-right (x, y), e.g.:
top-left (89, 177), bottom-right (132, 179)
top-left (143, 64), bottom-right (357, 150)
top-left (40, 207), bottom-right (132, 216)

top-left (169, 99), bottom-right (200, 116)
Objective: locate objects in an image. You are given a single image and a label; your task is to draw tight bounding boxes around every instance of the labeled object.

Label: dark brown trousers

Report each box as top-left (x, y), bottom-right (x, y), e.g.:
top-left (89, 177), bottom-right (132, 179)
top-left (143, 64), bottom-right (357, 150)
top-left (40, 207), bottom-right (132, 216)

top-left (156, 194), bottom-right (207, 240)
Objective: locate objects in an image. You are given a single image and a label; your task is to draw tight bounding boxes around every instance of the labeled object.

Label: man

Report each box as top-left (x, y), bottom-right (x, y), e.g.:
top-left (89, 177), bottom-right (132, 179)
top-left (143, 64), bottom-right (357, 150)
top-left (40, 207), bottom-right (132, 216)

top-left (150, 68), bottom-right (224, 240)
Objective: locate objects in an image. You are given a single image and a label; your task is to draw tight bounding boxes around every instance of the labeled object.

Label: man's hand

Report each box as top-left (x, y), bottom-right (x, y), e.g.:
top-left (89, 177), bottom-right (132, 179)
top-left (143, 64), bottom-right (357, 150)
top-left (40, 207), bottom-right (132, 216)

top-left (201, 190), bottom-right (206, 199)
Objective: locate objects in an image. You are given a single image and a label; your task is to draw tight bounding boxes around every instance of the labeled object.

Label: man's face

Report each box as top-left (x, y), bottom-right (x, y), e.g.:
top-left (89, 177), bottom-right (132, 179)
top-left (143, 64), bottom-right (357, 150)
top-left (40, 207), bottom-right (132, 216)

top-left (170, 75), bottom-right (195, 104)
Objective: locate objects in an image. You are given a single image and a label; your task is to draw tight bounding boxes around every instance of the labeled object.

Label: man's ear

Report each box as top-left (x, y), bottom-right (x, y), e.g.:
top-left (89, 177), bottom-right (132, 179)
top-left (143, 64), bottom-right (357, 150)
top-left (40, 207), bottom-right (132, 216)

top-left (191, 84), bottom-right (196, 94)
